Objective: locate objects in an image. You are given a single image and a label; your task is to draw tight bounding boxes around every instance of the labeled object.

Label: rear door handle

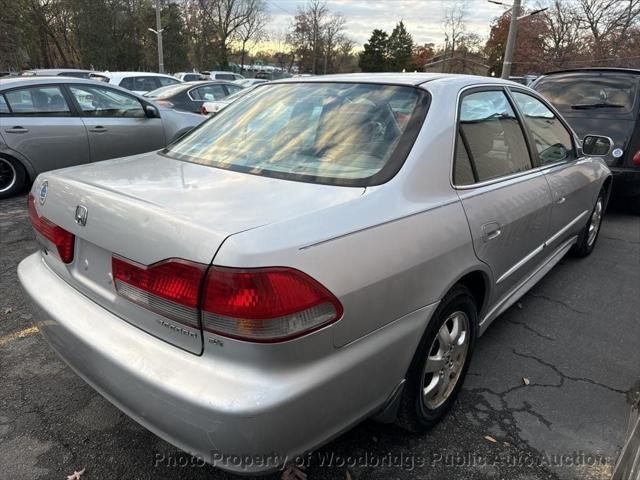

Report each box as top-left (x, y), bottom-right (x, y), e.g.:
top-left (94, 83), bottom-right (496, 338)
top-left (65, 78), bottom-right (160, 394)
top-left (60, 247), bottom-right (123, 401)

top-left (556, 196), bottom-right (566, 205)
top-left (89, 126), bottom-right (107, 133)
top-left (5, 126), bottom-right (29, 134)
top-left (481, 222), bottom-right (502, 242)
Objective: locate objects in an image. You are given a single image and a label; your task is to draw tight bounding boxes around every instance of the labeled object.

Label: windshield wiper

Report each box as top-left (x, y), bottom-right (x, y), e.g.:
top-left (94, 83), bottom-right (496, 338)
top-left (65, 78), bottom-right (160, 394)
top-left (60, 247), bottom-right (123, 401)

top-left (571, 102), bottom-right (625, 110)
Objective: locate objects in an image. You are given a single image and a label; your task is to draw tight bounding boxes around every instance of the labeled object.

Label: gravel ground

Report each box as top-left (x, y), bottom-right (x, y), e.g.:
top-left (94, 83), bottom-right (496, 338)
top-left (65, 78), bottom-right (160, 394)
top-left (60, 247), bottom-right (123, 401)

top-left (1, 193), bottom-right (639, 480)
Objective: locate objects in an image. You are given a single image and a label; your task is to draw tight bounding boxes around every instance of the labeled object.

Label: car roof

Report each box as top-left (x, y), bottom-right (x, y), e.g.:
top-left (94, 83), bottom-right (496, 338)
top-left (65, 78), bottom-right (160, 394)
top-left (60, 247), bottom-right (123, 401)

top-left (0, 76), bottom-right (151, 100)
top-left (23, 68), bottom-right (93, 75)
top-left (95, 72), bottom-right (179, 80)
top-left (271, 72), bottom-right (520, 88)
top-left (542, 67), bottom-right (640, 77)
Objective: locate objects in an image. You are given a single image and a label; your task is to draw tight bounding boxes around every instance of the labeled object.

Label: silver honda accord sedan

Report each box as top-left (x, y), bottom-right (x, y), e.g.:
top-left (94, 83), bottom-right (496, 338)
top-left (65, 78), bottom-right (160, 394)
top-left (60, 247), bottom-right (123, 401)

top-left (18, 73), bottom-right (612, 474)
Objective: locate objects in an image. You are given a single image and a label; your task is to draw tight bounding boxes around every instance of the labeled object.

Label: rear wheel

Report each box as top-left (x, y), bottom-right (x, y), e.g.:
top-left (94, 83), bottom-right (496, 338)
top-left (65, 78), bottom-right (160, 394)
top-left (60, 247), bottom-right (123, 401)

top-left (572, 190), bottom-right (605, 257)
top-left (0, 156), bottom-right (26, 199)
top-left (396, 284), bottom-right (477, 432)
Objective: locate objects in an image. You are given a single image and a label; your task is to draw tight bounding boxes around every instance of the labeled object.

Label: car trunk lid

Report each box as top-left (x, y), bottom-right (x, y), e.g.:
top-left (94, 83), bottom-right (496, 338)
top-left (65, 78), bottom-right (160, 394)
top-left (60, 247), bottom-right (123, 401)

top-left (32, 152), bottom-right (364, 353)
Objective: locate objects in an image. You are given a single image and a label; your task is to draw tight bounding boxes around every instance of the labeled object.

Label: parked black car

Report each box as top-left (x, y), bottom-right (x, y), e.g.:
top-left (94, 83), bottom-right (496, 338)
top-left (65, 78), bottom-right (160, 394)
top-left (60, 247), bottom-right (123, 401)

top-left (144, 80), bottom-right (243, 114)
top-left (532, 68), bottom-right (640, 205)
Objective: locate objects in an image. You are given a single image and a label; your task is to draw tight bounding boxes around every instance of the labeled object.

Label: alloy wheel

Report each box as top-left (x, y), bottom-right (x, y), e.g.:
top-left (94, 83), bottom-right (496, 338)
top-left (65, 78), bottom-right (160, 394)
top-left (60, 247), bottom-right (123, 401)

top-left (422, 311), bottom-right (470, 410)
top-left (0, 158), bottom-right (16, 193)
top-left (587, 197), bottom-right (603, 247)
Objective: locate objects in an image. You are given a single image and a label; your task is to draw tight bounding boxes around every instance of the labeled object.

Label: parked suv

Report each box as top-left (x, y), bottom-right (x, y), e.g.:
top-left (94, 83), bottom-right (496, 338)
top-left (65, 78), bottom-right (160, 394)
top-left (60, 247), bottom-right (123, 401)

top-left (533, 68), bottom-right (640, 205)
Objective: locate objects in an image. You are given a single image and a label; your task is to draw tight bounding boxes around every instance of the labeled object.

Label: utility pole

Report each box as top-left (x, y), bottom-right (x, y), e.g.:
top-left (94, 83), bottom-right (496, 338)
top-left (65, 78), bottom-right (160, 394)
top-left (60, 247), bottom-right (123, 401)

top-left (152, 0), bottom-right (165, 74)
top-left (501, 0), bottom-right (520, 79)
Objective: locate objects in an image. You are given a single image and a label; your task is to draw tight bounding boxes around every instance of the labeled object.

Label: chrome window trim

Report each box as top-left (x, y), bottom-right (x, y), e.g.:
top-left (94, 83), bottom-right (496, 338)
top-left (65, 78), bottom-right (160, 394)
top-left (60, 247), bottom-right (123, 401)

top-left (507, 86), bottom-right (580, 168)
top-left (449, 83), bottom-right (537, 190)
top-left (450, 83), bottom-right (587, 190)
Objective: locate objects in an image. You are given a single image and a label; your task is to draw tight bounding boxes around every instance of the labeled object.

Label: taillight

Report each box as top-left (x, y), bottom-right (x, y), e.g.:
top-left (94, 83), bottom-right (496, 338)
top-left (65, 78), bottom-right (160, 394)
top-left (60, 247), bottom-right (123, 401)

top-left (112, 256), bottom-right (206, 329)
top-left (200, 104), bottom-right (208, 115)
top-left (155, 100), bottom-right (174, 108)
top-left (202, 267), bottom-right (343, 342)
top-left (28, 193), bottom-right (74, 263)
top-left (633, 150), bottom-right (640, 166)
top-left (111, 257), bottom-right (343, 342)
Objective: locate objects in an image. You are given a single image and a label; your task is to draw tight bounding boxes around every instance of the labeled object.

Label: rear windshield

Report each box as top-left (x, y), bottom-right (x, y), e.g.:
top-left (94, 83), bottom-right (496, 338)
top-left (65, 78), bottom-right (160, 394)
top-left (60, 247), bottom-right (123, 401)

top-left (535, 75), bottom-right (639, 113)
top-left (164, 82), bottom-right (428, 186)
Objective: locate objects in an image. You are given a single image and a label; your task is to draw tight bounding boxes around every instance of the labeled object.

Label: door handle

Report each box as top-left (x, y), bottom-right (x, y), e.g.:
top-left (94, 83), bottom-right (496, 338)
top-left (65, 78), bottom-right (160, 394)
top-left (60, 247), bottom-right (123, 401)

top-left (89, 126), bottom-right (107, 133)
top-left (481, 222), bottom-right (502, 242)
top-left (4, 126), bottom-right (29, 134)
top-left (556, 196), bottom-right (566, 205)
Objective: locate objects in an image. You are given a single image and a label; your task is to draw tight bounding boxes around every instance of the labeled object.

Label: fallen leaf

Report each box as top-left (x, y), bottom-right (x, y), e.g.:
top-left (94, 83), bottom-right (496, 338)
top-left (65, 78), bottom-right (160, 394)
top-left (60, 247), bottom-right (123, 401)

top-left (503, 442), bottom-right (511, 447)
top-left (281, 465), bottom-right (307, 480)
top-left (3, 307), bottom-right (12, 315)
top-left (66, 468), bottom-right (85, 480)
top-left (484, 435), bottom-right (497, 443)
top-left (516, 302), bottom-right (523, 309)
top-left (523, 377), bottom-right (530, 386)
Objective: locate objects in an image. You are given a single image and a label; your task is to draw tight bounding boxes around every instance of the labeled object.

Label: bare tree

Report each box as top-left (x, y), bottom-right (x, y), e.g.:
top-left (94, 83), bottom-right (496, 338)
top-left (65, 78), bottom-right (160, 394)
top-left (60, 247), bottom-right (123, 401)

top-left (541, 0), bottom-right (582, 68)
top-left (322, 14), bottom-right (346, 74)
top-left (234, 0), bottom-right (269, 72)
top-left (442, 0), bottom-right (468, 73)
top-left (197, 0), bottom-right (262, 68)
top-left (576, 0), bottom-right (640, 59)
top-left (289, 0), bottom-right (328, 74)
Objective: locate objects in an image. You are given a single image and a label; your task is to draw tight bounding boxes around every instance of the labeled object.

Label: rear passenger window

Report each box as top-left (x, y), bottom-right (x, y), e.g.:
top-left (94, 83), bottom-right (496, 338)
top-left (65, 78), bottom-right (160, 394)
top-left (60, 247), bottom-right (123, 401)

top-left (511, 91), bottom-right (574, 165)
top-left (157, 76), bottom-right (180, 87)
top-left (459, 90), bottom-right (531, 182)
top-left (4, 86), bottom-right (71, 116)
top-left (192, 84), bottom-right (227, 101)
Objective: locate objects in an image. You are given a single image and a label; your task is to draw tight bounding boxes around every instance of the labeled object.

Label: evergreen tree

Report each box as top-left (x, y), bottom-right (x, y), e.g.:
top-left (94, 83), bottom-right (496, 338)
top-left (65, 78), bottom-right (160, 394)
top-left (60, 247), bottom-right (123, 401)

top-left (388, 21), bottom-right (414, 71)
top-left (359, 29), bottom-right (389, 72)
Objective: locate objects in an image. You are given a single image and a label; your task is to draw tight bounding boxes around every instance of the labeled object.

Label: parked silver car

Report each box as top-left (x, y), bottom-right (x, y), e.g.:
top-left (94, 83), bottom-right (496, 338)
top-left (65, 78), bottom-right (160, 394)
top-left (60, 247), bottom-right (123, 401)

top-left (18, 74), bottom-right (612, 474)
top-left (0, 77), bottom-right (205, 198)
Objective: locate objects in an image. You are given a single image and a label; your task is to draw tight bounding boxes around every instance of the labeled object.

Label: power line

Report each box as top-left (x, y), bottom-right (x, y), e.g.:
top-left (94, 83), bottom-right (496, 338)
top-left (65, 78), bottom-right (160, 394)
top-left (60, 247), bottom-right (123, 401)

top-left (264, 0), bottom-right (294, 16)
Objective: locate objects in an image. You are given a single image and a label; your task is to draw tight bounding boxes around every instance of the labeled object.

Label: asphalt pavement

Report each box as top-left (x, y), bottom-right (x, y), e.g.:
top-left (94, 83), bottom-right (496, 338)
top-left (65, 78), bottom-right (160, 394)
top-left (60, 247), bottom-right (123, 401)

top-left (1, 193), bottom-right (639, 480)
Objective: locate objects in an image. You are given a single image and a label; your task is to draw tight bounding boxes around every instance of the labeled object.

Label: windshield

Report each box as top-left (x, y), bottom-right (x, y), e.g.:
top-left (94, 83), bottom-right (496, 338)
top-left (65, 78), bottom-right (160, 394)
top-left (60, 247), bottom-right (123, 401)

top-left (535, 75), bottom-right (639, 113)
top-left (164, 82), bottom-right (428, 186)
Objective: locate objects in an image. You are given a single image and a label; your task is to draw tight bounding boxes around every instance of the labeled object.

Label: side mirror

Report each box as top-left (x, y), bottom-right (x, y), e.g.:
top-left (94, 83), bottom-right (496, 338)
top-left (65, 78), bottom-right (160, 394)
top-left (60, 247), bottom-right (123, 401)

top-left (582, 135), bottom-right (613, 157)
top-left (145, 105), bottom-right (159, 118)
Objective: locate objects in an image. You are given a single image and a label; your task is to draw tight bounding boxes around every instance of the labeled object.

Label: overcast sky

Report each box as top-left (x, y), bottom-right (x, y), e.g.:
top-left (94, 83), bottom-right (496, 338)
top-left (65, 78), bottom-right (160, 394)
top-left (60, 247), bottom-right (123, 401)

top-left (264, 0), bottom-right (509, 47)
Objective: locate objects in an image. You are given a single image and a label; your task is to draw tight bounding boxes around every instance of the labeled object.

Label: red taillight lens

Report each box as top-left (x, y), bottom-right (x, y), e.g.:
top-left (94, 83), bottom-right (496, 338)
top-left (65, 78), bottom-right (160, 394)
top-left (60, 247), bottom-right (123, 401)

top-left (202, 267), bottom-right (343, 342)
top-left (112, 256), bottom-right (206, 328)
top-left (200, 104), bottom-right (208, 115)
top-left (155, 100), bottom-right (174, 108)
top-left (28, 193), bottom-right (74, 263)
top-left (633, 150), bottom-right (640, 166)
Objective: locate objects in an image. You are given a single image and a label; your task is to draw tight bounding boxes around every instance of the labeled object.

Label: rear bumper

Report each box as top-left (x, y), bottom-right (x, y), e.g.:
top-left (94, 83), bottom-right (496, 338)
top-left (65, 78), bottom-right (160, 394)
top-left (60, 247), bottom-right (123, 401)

top-left (18, 252), bottom-right (435, 474)
top-left (611, 167), bottom-right (640, 197)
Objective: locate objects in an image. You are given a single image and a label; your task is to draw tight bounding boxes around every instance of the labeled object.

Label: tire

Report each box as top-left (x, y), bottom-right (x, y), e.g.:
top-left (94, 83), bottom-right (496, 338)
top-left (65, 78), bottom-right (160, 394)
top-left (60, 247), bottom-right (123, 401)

top-left (571, 190), bottom-right (605, 258)
top-left (0, 156), bottom-right (26, 199)
top-left (396, 284), bottom-right (477, 432)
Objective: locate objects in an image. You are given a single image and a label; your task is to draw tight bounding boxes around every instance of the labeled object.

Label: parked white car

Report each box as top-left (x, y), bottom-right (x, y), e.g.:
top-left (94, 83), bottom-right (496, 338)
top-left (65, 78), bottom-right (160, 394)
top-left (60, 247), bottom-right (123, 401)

top-left (90, 72), bottom-right (181, 95)
top-left (174, 72), bottom-right (207, 82)
top-left (235, 78), bottom-right (267, 87)
top-left (203, 71), bottom-right (245, 81)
